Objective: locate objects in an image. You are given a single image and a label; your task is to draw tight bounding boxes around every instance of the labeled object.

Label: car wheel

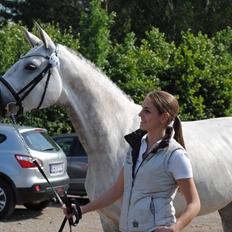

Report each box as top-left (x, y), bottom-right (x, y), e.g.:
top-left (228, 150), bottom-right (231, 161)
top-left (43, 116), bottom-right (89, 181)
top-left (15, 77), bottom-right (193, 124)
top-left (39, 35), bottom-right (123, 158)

top-left (0, 179), bottom-right (15, 219)
top-left (24, 200), bottom-right (51, 211)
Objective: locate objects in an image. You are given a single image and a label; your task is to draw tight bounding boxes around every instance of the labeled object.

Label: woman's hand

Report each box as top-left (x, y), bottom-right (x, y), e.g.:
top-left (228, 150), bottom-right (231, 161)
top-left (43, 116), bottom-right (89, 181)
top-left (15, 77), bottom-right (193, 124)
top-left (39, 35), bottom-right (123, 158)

top-left (154, 224), bottom-right (179, 232)
top-left (62, 203), bottom-right (77, 218)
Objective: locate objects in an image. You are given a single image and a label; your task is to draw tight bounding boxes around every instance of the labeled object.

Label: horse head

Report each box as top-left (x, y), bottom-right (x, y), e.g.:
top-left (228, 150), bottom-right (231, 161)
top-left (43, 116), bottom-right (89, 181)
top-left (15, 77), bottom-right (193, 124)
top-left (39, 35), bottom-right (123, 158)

top-left (0, 23), bottom-right (62, 117)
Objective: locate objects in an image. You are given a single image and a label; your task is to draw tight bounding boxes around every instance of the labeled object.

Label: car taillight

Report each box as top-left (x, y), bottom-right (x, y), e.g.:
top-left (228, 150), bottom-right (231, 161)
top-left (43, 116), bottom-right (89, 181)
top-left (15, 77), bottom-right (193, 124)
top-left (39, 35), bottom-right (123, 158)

top-left (15, 155), bottom-right (43, 168)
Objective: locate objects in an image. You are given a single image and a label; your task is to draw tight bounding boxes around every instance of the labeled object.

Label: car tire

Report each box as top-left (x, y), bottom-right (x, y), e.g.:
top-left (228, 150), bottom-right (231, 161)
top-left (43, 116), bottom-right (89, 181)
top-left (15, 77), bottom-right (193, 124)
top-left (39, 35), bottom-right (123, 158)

top-left (0, 179), bottom-right (15, 219)
top-left (24, 200), bottom-right (51, 211)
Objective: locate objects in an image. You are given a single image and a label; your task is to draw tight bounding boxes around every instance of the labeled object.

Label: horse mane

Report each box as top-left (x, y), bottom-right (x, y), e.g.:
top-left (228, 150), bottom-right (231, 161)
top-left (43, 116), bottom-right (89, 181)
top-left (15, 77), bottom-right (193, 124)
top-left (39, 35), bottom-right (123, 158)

top-left (64, 45), bottom-right (134, 103)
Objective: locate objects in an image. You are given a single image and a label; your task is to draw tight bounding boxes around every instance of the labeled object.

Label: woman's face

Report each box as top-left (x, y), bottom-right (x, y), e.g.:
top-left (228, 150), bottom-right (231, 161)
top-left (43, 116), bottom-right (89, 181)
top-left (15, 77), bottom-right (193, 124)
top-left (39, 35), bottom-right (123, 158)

top-left (139, 96), bottom-right (166, 132)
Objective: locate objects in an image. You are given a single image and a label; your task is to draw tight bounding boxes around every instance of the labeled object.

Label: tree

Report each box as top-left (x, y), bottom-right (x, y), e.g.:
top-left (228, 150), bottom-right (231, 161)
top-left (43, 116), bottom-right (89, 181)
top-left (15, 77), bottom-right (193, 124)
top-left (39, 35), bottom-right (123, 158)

top-left (0, 22), bottom-right (30, 75)
top-left (107, 0), bottom-right (232, 43)
top-left (78, 0), bottom-right (114, 69)
top-left (0, 6), bottom-right (231, 134)
top-left (0, 0), bottom-right (89, 35)
top-left (107, 28), bottom-right (175, 103)
top-left (1, 0), bottom-right (232, 43)
top-left (159, 30), bottom-right (232, 120)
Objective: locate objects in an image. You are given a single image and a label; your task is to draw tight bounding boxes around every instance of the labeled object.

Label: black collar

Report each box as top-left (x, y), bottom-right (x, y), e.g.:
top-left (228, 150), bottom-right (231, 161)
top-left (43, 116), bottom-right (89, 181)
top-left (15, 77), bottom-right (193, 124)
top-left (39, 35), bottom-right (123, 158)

top-left (124, 128), bottom-right (170, 154)
top-left (124, 129), bottom-right (171, 179)
top-left (124, 129), bottom-right (147, 149)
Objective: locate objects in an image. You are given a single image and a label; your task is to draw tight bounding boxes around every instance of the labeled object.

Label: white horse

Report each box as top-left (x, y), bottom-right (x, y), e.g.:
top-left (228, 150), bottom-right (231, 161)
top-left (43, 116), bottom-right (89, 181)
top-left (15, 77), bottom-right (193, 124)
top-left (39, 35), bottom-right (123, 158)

top-left (1, 25), bottom-right (232, 232)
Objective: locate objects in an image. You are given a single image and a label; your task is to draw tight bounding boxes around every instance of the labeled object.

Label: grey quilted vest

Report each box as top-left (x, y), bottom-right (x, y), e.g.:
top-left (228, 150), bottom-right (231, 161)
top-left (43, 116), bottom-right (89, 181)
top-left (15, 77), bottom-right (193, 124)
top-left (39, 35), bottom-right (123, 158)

top-left (119, 130), bottom-right (184, 232)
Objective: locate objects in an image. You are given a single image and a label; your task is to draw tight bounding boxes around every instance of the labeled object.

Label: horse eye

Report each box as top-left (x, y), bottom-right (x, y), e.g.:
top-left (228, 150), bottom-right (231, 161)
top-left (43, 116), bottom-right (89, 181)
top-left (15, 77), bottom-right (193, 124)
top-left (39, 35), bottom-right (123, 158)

top-left (25, 64), bottom-right (37, 71)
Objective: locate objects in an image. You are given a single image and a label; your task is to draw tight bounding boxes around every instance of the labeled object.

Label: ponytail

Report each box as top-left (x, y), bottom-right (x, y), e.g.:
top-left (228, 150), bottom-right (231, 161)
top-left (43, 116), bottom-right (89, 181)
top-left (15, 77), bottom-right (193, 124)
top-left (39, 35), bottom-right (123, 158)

top-left (147, 90), bottom-right (185, 150)
top-left (173, 116), bottom-right (186, 149)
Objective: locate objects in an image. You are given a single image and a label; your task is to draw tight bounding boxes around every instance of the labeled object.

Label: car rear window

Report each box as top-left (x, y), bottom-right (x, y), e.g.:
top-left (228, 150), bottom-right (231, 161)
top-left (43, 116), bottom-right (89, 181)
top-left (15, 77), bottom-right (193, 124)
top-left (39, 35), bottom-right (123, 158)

top-left (54, 136), bottom-right (87, 157)
top-left (22, 131), bottom-right (60, 152)
top-left (54, 137), bottom-right (73, 156)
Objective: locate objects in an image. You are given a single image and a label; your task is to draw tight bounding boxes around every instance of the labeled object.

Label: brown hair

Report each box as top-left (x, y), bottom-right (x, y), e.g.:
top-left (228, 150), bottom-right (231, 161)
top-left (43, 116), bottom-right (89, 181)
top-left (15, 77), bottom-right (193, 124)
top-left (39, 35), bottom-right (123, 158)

top-left (147, 90), bottom-right (186, 149)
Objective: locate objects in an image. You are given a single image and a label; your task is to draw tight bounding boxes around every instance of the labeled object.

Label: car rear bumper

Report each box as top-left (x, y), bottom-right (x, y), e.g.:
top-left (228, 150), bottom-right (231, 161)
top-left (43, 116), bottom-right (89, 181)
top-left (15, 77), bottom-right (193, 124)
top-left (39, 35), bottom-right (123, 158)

top-left (15, 179), bottom-right (70, 204)
top-left (68, 183), bottom-right (86, 196)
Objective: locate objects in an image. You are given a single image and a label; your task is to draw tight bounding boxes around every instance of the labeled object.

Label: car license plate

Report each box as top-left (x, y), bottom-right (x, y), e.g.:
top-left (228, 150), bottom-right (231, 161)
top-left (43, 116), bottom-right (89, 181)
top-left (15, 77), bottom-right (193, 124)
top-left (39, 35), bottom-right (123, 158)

top-left (50, 163), bottom-right (63, 174)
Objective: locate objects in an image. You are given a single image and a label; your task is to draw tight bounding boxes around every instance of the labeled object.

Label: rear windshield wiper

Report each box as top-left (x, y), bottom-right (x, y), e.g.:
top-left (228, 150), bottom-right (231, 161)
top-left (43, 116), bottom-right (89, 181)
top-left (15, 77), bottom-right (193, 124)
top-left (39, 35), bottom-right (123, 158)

top-left (41, 148), bottom-right (56, 151)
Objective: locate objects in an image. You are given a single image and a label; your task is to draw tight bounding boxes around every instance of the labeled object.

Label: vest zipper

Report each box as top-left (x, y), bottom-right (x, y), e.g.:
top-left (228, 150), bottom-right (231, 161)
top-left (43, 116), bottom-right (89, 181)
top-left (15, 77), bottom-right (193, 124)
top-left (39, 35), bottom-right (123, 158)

top-left (133, 151), bottom-right (152, 182)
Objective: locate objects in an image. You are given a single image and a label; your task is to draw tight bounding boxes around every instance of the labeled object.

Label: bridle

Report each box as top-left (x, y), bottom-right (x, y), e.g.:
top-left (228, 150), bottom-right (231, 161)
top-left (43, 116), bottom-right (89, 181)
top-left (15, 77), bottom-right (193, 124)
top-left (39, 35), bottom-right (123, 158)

top-left (0, 48), bottom-right (59, 117)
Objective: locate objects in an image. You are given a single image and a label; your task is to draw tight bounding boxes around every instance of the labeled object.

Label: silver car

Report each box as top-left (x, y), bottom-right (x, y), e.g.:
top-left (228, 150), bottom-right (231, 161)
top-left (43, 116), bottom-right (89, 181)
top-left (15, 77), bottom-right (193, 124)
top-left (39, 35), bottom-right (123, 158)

top-left (0, 123), bottom-right (69, 218)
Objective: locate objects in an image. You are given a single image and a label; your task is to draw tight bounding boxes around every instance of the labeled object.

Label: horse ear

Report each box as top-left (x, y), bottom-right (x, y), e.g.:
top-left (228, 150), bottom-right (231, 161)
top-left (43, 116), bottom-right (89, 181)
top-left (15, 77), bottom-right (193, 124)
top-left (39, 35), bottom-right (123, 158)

top-left (22, 27), bottom-right (41, 47)
top-left (35, 22), bottom-right (55, 50)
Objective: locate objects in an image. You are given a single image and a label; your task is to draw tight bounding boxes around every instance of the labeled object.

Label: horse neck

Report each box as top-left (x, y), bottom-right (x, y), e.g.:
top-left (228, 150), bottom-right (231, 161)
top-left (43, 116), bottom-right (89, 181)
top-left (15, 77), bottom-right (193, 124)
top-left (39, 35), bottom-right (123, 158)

top-left (57, 45), bottom-right (140, 158)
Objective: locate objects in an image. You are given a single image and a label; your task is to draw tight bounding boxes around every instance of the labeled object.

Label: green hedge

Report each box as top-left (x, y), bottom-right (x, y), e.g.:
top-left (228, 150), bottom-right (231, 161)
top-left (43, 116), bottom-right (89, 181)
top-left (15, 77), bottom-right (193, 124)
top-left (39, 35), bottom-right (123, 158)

top-left (0, 22), bottom-right (231, 135)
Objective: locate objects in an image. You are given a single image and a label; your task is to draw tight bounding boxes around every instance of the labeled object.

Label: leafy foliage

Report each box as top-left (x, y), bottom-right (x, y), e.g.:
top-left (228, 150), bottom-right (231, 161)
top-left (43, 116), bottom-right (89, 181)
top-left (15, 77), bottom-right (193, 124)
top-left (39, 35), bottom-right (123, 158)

top-left (0, 22), bottom-right (30, 75)
top-left (0, 1), bottom-right (231, 135)
top-left (79, 0), bottom-right (114, 69)
top-left (108, 0), bottom-right (232, 43)
top-left (159, 30), bottom-right (232, 120)
top-left (107, 28), bottom-right (175, 103)
top-left (0, 0), bottom-right (88, 35)
top-left (1, 0), bottom-right (232, 44)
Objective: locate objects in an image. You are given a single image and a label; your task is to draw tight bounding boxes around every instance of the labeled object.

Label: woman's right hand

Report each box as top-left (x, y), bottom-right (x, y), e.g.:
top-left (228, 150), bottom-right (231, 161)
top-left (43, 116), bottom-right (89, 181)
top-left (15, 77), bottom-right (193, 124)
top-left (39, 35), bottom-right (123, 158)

top-left (62, 203), bottom-right (77, 218)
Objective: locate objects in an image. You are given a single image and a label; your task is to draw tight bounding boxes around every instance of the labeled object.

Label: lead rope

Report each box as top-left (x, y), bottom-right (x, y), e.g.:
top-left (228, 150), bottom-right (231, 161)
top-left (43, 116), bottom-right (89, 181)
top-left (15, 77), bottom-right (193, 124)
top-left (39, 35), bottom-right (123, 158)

top-left (9, 112), bottom-right (82, 231)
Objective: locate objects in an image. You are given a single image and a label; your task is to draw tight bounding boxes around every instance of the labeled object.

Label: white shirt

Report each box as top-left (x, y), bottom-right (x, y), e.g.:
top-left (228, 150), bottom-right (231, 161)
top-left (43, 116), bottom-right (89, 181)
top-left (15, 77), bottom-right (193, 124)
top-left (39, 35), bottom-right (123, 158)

top-left (135, 135), bottom-right (193, 180)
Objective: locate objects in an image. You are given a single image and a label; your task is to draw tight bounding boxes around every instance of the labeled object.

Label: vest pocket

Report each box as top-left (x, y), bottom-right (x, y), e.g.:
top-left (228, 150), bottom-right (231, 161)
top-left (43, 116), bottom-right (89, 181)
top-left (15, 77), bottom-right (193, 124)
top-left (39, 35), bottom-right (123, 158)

top-left (128, 196), bottom-right (155, 231)
top-left (149, 196), bottom-right (156, 220)
top-left (151, 197), bottom-right (175, 227)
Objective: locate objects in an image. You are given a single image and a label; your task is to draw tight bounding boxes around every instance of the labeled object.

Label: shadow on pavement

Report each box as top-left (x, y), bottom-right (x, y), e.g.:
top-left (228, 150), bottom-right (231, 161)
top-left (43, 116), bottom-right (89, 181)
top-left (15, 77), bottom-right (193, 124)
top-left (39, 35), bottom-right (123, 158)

top-left (1, 207), bottom-right (42, 222)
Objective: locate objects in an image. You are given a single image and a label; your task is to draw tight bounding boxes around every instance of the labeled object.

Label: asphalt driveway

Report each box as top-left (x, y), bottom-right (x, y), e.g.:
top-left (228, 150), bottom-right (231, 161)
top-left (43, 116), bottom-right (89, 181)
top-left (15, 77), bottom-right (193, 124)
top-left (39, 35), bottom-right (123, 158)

top-left (0, 199), bottom-right (223, 232)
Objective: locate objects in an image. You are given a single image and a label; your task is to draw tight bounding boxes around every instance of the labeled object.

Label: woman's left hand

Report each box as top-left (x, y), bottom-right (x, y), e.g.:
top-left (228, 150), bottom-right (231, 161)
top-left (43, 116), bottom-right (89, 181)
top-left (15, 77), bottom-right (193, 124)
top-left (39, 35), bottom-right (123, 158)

top-left (154, 224), bottom-right (179, 232)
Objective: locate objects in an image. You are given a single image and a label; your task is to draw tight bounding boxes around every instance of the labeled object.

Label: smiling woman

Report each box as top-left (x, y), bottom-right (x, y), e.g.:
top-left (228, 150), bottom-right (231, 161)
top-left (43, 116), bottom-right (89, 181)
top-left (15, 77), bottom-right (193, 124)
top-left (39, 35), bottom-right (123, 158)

top-left (71, 90), bottom-right (200, 232)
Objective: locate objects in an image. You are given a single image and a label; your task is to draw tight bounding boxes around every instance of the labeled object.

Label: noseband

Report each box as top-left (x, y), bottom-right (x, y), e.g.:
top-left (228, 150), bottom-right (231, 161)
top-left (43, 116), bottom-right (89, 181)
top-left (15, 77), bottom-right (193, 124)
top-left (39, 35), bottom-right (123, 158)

top-left (0, 49), bottom-right (59, 117)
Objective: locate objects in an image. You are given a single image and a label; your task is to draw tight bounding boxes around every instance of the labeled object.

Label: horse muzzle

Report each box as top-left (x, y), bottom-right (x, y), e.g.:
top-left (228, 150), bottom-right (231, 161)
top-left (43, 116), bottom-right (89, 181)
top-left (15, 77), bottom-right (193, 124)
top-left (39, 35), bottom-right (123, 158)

top-left (0, 76), bottom-right (23, 118)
